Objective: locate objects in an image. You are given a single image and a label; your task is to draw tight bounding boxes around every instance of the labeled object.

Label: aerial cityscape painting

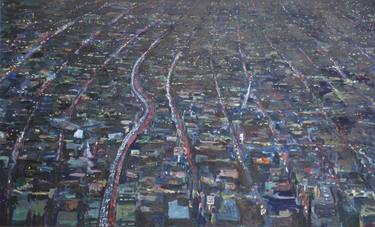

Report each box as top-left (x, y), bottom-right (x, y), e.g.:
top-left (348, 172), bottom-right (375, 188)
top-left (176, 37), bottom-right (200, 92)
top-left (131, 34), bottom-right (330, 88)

top-left (0, 0), bottom-right (374, 226)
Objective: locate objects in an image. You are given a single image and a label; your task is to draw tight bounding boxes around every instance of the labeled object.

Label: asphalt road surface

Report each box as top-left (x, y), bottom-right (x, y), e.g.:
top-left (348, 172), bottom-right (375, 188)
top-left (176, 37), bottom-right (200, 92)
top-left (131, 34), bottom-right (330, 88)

top-left (1, 0), bottom-right (374, 226)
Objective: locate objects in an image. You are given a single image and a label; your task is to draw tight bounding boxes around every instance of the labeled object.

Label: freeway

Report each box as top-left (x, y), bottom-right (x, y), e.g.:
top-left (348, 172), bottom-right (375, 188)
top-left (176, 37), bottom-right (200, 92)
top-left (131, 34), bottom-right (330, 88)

top-left (278, 1), bottom-right (375, 109)
top-left (99, 29), bottom-right (169, 227)
top-left (65, 22), bottom-right (154, 118)
top-left (1, 0), bottom-right (374, 226)
top-left (4, 8), bottom-right (151, 201)
top-left (236, 25), bottom-right (254, 110)
top-left (165, 51), bottom-right (194, 168)
top-left (3, 1), bottom-right (110, 79)
top-left (165, 51), bottom-right (199, 198)
top-left (209, 57), bottom-right (253, 187)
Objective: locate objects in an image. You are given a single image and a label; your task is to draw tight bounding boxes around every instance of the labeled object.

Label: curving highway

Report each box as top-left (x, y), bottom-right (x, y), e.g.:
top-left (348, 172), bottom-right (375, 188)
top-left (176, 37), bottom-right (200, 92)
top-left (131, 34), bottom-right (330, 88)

top-left (165, 51), bottom-right (194, 167)
top-left (99, 29), bottom-right (169, 227)
top-left (4, 8), bottom-right (149, 201)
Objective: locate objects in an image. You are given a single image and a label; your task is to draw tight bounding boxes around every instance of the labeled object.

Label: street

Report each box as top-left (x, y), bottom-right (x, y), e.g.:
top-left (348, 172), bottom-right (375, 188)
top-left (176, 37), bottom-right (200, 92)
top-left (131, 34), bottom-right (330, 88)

top-left (1, 0), bottom-right (374, 226)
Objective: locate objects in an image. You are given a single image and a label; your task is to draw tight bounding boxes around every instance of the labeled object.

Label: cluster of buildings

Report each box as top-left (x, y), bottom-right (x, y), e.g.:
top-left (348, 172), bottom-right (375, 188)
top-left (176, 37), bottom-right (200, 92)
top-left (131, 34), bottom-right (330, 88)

top-left (0, 0), bottom-right (374, 227)
top-left (0, 0), bottom-right (149, 226)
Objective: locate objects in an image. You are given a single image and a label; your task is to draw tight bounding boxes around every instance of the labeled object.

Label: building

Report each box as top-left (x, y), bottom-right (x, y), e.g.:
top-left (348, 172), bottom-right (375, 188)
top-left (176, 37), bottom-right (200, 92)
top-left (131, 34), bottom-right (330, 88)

top-left (360, 205), bottom-right (375, 227)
